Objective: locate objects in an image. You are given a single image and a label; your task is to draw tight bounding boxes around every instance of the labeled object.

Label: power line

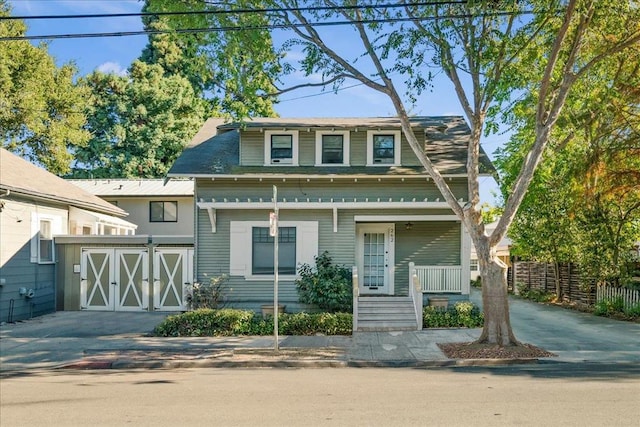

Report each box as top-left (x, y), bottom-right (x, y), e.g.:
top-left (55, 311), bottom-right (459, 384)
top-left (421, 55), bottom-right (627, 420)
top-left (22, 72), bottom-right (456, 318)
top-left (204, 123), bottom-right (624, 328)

top-left (0, 10), bottom-right (538, 42)
top-left (1, 1), bottom-right (467, 21)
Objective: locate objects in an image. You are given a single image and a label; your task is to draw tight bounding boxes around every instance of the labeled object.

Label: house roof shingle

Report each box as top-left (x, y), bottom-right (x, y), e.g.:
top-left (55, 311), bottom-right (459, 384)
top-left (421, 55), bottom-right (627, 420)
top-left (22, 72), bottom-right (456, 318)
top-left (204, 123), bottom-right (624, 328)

top-left (168, 116), bottom-right (496, 177)
top-left (0, 148), bottom-right (127, 217)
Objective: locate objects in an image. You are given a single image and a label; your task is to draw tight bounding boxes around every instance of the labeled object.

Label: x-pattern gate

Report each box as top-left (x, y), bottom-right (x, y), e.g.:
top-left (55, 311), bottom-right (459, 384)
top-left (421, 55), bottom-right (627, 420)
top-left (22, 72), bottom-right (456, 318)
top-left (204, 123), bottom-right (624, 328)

top-left (81, 248), bottom-right (149, 311)
top-left (153, 248), bottom-right (194, 311)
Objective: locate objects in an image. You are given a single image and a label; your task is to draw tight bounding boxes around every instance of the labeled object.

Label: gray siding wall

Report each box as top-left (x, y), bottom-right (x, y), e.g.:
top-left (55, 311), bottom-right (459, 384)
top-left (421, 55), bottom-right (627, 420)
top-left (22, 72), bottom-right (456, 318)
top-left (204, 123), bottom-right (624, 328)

top-left (0, 199), bottom-right (64, 322)
top-left (394, 221), bottom-right (461, 295)
top-left (239, 128), bottom-right (427, 167)
top-left (199, 178), bottom-right (467, 203)
top-left (196, 179), bottom-right (462, 310)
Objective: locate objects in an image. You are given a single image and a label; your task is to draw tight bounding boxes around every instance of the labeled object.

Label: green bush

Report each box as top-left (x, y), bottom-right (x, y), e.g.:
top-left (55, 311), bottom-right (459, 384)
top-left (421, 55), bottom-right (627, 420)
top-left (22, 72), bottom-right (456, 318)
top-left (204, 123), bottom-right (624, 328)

top-left (423, 301), bottom-right (484, 328)
top-left (153, 308), bottom-right (353, 337)
top-left (295, 251), bottom-right (353, 313)
top-left (594, 296), bottom-right (625, 316)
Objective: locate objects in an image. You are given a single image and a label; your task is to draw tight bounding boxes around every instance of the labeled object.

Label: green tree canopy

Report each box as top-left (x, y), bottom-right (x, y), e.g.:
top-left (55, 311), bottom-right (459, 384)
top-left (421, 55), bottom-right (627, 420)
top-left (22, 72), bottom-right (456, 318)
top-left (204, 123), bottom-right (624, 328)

top-left (141, 0), bottom-right (280, 118)
top-left (0, 0), bottom-right (91, 174)
top-left (73, 61), bottom-right (207, 178)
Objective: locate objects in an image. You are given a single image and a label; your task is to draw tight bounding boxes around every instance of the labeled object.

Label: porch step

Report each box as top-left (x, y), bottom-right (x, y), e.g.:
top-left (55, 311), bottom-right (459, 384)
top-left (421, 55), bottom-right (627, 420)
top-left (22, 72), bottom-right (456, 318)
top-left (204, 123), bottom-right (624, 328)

top-left (356, 296), bottom-right (418, 332)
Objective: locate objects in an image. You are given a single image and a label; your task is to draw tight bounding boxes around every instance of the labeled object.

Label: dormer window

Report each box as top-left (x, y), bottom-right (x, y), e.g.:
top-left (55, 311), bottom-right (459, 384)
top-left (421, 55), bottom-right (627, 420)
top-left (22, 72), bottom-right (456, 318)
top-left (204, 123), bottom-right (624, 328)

top-left (367, 130), bottom-right (401, 166)
top-left (315, 130), bottom-right (350, 166)
top-left (265, 130), bottom-right (299, 165)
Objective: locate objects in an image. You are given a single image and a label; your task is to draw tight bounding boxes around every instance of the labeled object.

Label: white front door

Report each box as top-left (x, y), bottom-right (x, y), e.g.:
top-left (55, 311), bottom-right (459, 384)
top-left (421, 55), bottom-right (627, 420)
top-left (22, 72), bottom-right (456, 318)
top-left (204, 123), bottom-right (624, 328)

top-left (153, 248), bottom-right (194, 311)
top-left (81, 248), bottom-right (149, 311)
top-left (356, 223), bottom-right (395, 295)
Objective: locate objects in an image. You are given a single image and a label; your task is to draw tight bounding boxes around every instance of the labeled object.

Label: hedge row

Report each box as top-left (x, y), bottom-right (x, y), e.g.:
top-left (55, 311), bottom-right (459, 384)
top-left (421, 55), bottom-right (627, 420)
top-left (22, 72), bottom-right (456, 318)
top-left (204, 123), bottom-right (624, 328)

top-left (153, 309), bottom-right (353, 337)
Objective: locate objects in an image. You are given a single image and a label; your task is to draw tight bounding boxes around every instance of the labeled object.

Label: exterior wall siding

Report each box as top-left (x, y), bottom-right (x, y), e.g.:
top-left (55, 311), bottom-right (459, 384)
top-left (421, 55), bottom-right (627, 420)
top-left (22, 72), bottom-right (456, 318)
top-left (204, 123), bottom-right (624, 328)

top-left (240, 128), bottom-right (430, 168)
top-left (195, 177), bottom-right (463, 310)
top-left (0, 199), bottom-right (67, 322)
top-left (394, 221), bottom-right (461, 295)
top-left (198, 178), bottom-right (467, 203)
top-left (102, 196), bottom-right (194, 236)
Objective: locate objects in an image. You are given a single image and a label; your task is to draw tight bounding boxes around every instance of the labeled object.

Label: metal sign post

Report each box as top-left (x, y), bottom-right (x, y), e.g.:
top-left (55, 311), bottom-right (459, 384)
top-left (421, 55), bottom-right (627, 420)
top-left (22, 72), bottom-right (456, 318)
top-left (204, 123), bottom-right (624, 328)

top-left (270, 185), bottom-right (279, 351)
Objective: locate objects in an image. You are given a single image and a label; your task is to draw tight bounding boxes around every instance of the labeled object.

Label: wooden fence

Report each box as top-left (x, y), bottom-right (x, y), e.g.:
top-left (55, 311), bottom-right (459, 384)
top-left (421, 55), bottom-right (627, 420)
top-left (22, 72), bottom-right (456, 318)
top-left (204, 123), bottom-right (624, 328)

top-left (508, 261), bottom-right (596, 306)
top-left (596, 285), bottom-right (640, 310)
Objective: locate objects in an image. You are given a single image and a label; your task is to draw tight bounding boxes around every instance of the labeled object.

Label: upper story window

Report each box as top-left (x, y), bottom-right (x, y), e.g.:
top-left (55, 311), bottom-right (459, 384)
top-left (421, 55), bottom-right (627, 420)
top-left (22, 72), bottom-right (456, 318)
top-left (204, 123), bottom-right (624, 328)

top-left (367, 130), bottom-right (401, 166)
top-left (264, 130), bottom-right (299, 165)
top-left (315, 130), bottom-right (350, 166)
top-left (150, 201), bottom-right (178, 222)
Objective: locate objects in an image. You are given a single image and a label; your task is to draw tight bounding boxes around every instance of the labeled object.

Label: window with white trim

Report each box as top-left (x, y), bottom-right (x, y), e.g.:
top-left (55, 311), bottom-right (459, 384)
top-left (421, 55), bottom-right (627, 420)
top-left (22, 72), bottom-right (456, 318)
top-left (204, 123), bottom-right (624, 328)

top-left (264, 130), bottom-right (299, 165)
top-left (39, 219), bottom-right (54, 263)
top-left (229, 221), bottom-right (318, 280)
top-left (470, 259), bottom-right (479, 271)
top-left (315, 130), bottom-right (350, 166)
top-left (252, 226), bottom-right (297, 274)
top-left (367, 130), bottom-right (401, 166)
top-left (30, 212), bottom-right (63, 264)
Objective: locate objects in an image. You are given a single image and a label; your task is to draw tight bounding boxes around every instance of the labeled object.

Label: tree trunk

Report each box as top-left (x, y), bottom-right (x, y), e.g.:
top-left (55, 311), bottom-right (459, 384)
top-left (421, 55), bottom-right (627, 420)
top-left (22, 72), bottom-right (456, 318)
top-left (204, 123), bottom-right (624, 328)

top-left (476, 259), bottom-right (519, 346)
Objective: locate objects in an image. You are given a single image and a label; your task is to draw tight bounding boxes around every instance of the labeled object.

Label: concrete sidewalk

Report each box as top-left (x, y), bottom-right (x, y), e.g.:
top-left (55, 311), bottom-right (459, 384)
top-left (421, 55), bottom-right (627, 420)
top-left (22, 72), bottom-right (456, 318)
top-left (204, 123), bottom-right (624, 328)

top-left (2, 290), bottom-right (639, 372)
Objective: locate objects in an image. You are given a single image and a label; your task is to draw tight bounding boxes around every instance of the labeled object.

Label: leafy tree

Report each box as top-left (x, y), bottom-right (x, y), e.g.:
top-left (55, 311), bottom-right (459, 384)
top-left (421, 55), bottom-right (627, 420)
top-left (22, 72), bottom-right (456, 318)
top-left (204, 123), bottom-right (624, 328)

top-left (255, 0), bottom-right (640, 345)
top-left (0, 0), bottom-right (90, 174)
top-left (497, 31), bottom-right (640, 288)
top-left (141, 0), bottom-right (280, 118)
top-left (73, 61), bottom-right (206, 178)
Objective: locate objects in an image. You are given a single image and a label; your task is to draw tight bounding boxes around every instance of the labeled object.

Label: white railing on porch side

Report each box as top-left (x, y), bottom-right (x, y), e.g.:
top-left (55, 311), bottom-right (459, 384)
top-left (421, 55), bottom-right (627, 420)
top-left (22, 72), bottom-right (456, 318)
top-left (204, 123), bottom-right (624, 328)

top-left (409, 267), bottom-right (423, 330)
top-left (352, 266), bottom-right (359, 333)
top-left (411, 264), bottom-right (463, 293)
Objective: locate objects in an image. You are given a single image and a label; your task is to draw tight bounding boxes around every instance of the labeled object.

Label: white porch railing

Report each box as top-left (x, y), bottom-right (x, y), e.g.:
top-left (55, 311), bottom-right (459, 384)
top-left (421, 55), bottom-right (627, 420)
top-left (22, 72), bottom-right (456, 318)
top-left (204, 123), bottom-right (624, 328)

top-left (352, 266), bottom-right (359, 333)
top-left (409, 263), bottom-right (463, 293)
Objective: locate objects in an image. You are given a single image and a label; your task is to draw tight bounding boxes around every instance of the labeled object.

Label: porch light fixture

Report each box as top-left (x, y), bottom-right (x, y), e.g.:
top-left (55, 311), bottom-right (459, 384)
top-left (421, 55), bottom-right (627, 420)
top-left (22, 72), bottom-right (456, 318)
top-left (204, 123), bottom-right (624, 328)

top-left (405, 221), bottom-right (413, 230)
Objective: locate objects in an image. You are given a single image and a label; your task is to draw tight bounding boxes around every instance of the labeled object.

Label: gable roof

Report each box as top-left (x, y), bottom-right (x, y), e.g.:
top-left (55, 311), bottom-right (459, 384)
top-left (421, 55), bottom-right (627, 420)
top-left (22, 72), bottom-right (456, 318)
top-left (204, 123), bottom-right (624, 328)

top-left (68, 179), bottom-right (194, 197)
top-left (0, 148), bottom-right (127, 217)
top-left (168, 116), bottom-right (496, 177)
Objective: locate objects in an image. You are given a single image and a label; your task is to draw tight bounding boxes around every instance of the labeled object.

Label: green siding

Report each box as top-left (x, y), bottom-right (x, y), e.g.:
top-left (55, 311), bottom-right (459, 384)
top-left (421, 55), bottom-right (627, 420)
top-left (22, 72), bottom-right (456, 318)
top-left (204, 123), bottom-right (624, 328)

top-left (394, 221), bottom-right (461, 295)
top-left (198, 178), bottom-right (467, 203)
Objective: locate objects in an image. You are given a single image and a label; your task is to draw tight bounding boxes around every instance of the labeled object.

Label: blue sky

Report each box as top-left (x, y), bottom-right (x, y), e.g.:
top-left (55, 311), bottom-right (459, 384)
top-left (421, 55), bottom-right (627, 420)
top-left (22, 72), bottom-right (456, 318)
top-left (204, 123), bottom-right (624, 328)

top-left (9, 0), bottom-right (501, 202)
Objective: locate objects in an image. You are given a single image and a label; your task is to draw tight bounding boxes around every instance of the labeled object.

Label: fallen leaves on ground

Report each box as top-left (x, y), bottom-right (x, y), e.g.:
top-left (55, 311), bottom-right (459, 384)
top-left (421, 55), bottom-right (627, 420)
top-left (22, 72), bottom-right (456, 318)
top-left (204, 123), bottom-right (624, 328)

top-left (437, 342), bottom-right (556, 359)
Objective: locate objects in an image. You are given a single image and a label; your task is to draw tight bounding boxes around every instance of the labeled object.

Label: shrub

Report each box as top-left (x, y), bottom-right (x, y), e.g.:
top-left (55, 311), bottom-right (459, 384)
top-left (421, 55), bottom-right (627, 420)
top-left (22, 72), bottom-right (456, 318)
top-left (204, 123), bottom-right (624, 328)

top-left (295, 251), bottom-right (353, 313)
top-left (594, 296), bottom-right (625, 316)
top-left (187, 274), bottom-right (228, 309)
top-left (153, 308), bottom-right (353, 336)
top-left (423, 301), bottom-right (484, 328)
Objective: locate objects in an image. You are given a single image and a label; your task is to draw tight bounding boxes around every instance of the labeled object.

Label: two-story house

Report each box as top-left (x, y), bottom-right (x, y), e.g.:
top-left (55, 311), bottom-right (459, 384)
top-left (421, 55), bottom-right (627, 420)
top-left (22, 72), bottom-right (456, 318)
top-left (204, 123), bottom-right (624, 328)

top-left (168, 117), bottom-right (494, 330)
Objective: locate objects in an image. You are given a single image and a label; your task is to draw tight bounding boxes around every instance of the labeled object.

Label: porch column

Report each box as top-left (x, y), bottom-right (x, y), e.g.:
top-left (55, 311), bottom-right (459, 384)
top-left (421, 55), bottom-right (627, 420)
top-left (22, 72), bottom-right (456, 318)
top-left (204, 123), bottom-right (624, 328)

top-left (460, 223), bottom-right (471, 295)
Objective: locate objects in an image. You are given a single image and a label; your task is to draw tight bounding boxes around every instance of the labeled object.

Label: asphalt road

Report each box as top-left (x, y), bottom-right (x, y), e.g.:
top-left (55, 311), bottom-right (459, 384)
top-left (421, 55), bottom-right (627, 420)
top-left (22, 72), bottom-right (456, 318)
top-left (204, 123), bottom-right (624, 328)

top-left (2, 365), bottom-right (639, 426)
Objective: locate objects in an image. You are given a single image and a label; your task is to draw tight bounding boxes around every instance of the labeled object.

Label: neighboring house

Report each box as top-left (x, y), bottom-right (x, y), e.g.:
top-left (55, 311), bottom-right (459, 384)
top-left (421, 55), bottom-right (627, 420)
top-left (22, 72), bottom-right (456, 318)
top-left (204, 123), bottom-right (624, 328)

top-left (0, 148), bottom-right (136, 322)
top-left (68, 179), bottom-right (194, 236)
top-left (168, 117), bottom-right (495, 330)
top-left (469, 221), bottom-right (512, 281)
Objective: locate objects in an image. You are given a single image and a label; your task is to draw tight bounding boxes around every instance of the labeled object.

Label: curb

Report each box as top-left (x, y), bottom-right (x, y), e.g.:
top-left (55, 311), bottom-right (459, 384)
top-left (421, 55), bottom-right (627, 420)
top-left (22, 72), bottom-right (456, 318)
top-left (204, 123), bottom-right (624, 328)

top-left (56, 357), bottom-right (541, 370)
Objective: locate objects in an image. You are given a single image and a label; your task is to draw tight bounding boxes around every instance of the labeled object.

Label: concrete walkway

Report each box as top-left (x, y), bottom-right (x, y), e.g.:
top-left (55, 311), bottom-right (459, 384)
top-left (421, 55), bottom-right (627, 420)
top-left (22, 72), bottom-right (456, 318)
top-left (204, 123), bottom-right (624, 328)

top-left (1, 290), bottom-right (639, 372)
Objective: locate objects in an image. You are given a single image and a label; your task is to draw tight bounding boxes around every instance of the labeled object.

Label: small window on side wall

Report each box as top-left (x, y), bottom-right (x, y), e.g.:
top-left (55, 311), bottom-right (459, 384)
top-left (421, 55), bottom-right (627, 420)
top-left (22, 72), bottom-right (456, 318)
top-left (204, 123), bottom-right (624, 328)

top-left (39, 220), bottom-right (54, 263)
top-left (315, 131), bottom-right (350, 166)
top-left (367, 130), bottom-right (401, 166)
top-left (150, 201), bottom-right (178, 222)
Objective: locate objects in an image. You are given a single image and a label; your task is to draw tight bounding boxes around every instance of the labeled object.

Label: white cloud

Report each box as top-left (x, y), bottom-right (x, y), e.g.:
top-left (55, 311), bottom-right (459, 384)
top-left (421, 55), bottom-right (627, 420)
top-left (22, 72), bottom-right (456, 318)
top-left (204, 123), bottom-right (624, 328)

top-left (96, 61), bottom-right (127, 76)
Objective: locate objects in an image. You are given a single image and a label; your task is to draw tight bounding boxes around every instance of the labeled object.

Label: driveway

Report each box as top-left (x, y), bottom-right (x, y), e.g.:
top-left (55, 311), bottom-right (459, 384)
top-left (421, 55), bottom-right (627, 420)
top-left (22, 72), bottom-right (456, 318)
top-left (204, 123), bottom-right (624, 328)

top-left (471, 289), bottom-right (640, 363)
